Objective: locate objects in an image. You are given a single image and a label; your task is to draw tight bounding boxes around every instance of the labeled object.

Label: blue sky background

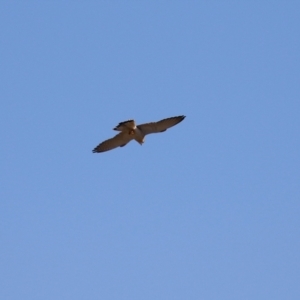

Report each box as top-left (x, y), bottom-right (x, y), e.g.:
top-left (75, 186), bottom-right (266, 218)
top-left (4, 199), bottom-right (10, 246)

top-left (1, 2), bottom-right (299, 299)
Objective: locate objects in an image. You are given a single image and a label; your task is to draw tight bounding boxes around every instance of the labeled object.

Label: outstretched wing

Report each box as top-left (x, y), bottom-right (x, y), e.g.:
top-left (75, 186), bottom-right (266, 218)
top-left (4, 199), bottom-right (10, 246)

top-left (113, 120), bottom-right (136, 131)
top-left (137, 115), bottom-right (185, 135)
top-left (92, 132), bottom-right (133, 153)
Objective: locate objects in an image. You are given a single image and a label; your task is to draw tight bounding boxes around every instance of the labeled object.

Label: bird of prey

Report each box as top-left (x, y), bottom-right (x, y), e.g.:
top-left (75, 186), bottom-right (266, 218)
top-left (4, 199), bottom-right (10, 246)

top-left (92, 115), bottom-right (186, 153)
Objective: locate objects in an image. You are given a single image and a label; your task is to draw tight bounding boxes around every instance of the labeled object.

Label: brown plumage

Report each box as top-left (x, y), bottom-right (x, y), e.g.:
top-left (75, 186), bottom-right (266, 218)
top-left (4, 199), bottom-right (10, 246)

top-left (93, 115), bottom-right (185, 153)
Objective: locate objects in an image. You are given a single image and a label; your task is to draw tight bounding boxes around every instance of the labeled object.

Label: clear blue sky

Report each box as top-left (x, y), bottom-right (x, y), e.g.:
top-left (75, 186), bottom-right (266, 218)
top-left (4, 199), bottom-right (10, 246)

top-left (1, 2), bottom-right (299, 299)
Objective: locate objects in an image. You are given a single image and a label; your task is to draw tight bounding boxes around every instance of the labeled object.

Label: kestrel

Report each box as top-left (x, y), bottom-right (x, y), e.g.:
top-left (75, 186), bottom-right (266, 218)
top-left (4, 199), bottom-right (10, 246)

top-left (92, 115), bottom-right (186, 153)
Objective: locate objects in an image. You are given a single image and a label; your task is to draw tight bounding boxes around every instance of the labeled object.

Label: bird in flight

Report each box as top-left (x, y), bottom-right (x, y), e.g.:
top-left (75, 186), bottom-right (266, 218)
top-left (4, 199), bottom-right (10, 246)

top-left (92, 115), bottom-right (186, 153)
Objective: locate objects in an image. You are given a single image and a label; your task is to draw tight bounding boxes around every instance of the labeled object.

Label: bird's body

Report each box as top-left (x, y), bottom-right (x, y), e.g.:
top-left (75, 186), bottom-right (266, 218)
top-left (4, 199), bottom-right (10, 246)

top-left (113, 120), bottom-right (145, 145)
top-left (92, 115), bottom-right (185, 153)
top-left (133, 127), bottom-right (145, 145)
